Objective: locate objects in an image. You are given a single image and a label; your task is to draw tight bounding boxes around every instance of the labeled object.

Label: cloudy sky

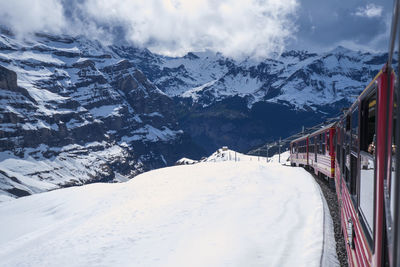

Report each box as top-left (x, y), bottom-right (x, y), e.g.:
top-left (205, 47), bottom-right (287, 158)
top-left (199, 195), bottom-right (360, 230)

top-left (0, 0), bottom-right (393, 59)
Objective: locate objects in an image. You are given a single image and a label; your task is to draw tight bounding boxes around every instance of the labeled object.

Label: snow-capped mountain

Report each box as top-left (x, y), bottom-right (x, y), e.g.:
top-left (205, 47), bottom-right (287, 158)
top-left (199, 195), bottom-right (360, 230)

top-left (0, 28), bottom-right (389, 199)
top-left (0, 31), bottom-right (203, 199)
top-left (115, 43), bottom-right (388, 153)
top-left (121, 45), bottom-right (387, 109)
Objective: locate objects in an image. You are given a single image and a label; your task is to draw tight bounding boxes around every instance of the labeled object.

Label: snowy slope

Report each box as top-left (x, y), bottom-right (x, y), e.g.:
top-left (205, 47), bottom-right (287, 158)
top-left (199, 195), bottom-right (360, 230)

top-left (0, 153), bottom-right (338, 266)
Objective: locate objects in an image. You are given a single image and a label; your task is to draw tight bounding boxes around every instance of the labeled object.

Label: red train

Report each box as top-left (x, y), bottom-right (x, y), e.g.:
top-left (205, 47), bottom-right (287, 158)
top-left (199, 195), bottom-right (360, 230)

top-left (291, 124), bottom-right (336, 187)
top-left (290, 63), bottom-right (396, 267)
top-left (289, 1), bottom-right (400, 265)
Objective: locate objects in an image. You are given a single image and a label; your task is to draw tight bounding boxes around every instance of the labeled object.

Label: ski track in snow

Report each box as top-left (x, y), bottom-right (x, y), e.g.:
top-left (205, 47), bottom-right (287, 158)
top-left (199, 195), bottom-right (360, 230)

top-left (0, 152), bottom-right (338, 267)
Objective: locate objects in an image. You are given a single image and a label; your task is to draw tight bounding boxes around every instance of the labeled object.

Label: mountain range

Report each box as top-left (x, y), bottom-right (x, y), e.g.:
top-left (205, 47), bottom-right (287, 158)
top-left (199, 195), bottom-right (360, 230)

top-left (0, 28), bottom-right (389, 200)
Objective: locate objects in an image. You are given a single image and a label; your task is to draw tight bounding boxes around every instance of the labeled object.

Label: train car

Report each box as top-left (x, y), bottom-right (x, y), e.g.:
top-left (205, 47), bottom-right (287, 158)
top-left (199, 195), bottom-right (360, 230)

top-left (290, 135), bottom-right (309, 167)
top-left (334, 65), bottom-right (395, 266)
top-left (308, 123), bottom-right (336, 187)
top-left (288, 2), bottom-right (400, 265)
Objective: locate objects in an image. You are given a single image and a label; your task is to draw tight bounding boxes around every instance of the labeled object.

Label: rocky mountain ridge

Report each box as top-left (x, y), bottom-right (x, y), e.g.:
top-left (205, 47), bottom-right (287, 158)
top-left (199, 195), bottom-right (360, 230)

top-left (0, 30), bottom-right (390, 200)
top-left (0, 32), bottom-right (203, 200)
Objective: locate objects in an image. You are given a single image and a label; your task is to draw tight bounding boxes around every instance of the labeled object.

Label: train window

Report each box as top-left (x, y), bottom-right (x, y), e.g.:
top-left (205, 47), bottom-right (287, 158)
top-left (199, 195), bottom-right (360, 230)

top-left (346, 115), bottom-right (351, 131)
top-left (351, 107), bottom-right (359, 151)
top-left (358, 92), bottom-right (377, 245)
top-left (349, 107), bottom-right (359, 198)
top-left (327, 132), bottom-right (330, 152)
top-left (341, 126), bottom-right (346, 177)
top-left (322, 133), bottom-right (326, 154)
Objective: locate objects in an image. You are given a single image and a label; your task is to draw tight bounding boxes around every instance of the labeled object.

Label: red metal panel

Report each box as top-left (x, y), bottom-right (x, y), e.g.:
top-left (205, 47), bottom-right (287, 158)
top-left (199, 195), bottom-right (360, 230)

top-left (373, 70), bottom-right (393, 267)
top-left (341, 181), bottom-right (372, 266)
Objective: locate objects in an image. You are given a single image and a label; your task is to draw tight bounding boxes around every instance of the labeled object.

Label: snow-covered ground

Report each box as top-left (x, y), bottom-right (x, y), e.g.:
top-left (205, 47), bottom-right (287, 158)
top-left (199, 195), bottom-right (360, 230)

top-left (0, 151), bottom-right (338, 267)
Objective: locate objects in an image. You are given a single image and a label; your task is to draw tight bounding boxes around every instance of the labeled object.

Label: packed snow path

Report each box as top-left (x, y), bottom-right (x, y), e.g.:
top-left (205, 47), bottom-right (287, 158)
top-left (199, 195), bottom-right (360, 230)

top-left (0, 153), bottom-right (338, 267)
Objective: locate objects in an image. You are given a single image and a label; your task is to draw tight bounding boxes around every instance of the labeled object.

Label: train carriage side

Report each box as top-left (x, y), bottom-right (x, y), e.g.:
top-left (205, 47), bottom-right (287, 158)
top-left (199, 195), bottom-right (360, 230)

top-left (290, 135), bottom-right (309, 167)
top-left (308, 123), bottom-right (336, 187)
top-left (334, 68), bottom-right (395, 267)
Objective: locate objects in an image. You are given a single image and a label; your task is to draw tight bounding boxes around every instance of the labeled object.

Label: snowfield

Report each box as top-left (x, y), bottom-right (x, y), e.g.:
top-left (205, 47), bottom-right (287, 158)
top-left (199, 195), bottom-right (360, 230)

top-left (0, 151), bottom-right (338, 267)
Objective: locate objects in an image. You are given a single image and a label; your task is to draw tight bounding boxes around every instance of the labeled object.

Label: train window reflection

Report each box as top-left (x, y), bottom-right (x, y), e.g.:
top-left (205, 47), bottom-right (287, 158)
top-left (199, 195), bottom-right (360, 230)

top-left (367, 96), bottom-right (376, 154)
top-left (360, 151), bottom-right (375, 235)
top-left (327, 132), bottom-right (330, 152)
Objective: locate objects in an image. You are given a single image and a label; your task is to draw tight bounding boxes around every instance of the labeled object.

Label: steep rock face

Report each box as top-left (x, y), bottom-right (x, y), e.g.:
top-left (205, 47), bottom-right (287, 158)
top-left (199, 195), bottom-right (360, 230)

top-left (0, 65), bottom-right (17, 90)
top-left (0, 33), bottom-right (202, 200)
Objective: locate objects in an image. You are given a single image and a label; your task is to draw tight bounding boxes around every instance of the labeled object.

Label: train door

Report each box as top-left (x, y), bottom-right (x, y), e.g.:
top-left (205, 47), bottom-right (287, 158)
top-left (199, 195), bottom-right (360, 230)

top-left (358, 92), bottom-right (377, 249)
top-left (315, 136), bottom-right (318, 163)
top-left (345, 115), bottom-right (351, 187)
top-left (340, 122), bottom-right (345, 184)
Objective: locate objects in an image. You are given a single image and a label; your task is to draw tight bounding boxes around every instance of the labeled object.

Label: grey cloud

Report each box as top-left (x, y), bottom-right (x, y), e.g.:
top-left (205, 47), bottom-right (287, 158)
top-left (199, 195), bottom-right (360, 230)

top-left (0, 0), bottom-right (392, 58)
top-left (289, 0), bottom-right (392, 52)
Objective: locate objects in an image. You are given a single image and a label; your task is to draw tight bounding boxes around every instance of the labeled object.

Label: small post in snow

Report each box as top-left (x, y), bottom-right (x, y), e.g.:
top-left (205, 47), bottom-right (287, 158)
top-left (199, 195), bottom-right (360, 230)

top-left (266, 146), bottom-right (269, 162)
top-left (279, 137), bottom-right (281, 163)
top-left (235, 151), bottom-right (237, 162)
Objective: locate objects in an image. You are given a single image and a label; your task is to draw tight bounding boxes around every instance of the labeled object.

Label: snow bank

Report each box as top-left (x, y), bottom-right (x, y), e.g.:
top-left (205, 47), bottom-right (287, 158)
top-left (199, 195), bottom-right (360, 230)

top-left (0, 158), bottom-right (338, 267)
top-left (175, 157), bottom-right (198, 165)
top-left (204, 148), bottom-right (290, 165)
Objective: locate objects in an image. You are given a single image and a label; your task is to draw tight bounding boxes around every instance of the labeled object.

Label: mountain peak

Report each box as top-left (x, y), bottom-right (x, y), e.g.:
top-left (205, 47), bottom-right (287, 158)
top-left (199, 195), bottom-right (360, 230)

top-left (183, 52), bottom-right (199, 60)
top-left (329, 45), bottom-right (353, 54)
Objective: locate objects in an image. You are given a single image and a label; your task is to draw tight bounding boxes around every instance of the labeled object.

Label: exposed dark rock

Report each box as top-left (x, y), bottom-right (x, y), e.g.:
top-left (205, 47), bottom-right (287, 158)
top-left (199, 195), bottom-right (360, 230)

top-left (0, 65), bottom-right (17, 90)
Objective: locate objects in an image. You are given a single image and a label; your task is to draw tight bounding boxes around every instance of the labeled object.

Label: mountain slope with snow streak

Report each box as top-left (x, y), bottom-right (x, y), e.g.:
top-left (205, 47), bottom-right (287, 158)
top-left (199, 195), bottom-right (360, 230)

top-left (0, 157), bottom-right (338, 267)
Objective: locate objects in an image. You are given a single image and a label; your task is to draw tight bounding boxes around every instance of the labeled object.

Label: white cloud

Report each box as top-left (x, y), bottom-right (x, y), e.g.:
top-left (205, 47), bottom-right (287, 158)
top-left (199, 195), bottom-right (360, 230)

top-left (94, 0), bottom-right (299, 59)
top-left (0, 0), bottom-right (66, 38)
top-left (0, 0), bottom-right (298, 60)
top-left (354, 3), bottom-right (383, 18)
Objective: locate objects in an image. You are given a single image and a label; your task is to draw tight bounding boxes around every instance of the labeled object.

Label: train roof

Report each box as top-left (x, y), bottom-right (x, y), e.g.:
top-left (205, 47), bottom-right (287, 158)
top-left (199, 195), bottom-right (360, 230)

top-left (309, 122), bottom-right (336, 137)
top-left (291, 134), bottom-right (309, 144)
